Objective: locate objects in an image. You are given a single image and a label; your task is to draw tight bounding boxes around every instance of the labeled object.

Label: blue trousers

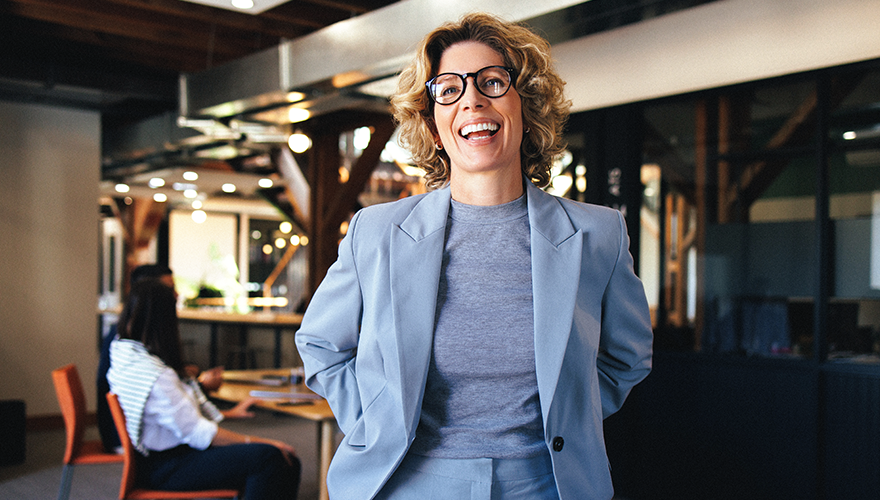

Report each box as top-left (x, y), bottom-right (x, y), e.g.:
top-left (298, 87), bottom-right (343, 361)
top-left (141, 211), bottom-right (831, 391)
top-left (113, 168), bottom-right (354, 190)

top-left (375, 452), bottom-right (560, 500)
top-left (141, 443), bottom-right (301, 500)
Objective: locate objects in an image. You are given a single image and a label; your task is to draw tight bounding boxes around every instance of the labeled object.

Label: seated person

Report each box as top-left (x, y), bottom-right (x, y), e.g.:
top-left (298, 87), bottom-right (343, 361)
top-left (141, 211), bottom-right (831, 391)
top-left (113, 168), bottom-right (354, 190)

top-left (108, 279), bottom-right (301, 499)
top-left (97, 264), bottom-right (238, 453)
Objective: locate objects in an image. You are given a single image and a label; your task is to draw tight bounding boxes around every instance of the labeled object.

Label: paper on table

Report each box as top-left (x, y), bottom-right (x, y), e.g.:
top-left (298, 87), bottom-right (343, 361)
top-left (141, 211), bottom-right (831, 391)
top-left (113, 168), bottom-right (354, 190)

top-left (249, 390), bottom-right (322, 400)
top-left (226, 376), bottom-right (288, 386)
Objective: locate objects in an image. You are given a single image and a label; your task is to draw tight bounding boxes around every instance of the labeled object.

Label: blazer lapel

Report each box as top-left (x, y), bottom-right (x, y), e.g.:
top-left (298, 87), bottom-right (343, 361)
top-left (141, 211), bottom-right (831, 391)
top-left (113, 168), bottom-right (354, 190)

top-left (527, 183), bottom-right (583, 421)
top-left (389, 186), bottom-right (450, 434)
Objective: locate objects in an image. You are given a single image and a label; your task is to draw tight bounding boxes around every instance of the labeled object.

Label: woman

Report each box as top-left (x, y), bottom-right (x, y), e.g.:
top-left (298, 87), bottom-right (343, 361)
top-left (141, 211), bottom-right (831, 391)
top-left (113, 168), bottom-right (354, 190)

top-left (108, 279), bottom-right (301, 499)
top-left (295, 12), bottom-right (652, 500)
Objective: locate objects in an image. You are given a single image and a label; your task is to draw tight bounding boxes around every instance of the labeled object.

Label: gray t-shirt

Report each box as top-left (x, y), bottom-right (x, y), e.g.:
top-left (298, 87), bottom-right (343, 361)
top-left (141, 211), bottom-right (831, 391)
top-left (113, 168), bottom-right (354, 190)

top-left (410, 194), bottom-right (545, 459)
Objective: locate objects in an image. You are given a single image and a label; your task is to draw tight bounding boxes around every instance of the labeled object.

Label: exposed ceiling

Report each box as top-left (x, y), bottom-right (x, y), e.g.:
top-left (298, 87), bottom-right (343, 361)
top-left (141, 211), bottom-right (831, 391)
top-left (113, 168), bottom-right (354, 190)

top-left (2, 0), bottom-right (725, 217)
top-left (0, 0), bottom-right (407, 216)
top-left (0, 0), bottom-right (400, 120)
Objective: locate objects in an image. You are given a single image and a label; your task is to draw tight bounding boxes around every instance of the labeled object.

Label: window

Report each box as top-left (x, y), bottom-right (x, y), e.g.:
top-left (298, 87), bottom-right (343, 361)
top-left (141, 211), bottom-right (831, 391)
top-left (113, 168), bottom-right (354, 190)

top-left (827, 67), bottom-right (880, 361)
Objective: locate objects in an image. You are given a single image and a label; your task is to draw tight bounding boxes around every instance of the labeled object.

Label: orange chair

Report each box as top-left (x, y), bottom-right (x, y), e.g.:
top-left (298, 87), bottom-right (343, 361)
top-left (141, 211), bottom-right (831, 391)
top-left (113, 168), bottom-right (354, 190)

top-left (52, 364), bottom-right (124, 500)
top-left (106, 392), bottom-right (240, 499)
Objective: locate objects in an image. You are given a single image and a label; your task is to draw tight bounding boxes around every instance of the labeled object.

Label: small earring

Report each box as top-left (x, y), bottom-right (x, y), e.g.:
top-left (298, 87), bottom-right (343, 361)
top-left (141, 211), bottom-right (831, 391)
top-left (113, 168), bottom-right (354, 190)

top-left (435, 143), bottom-right (443, 150)
top-left (525, 127), bottom-right (531, 134)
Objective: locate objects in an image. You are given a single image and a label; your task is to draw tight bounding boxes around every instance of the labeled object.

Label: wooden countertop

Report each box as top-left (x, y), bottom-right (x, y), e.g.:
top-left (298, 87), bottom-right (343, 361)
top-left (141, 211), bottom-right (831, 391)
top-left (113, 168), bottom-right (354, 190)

top-left (176, 309), bottom-right (304, 326)
top-left (100, 307), bottom-right (303, 327)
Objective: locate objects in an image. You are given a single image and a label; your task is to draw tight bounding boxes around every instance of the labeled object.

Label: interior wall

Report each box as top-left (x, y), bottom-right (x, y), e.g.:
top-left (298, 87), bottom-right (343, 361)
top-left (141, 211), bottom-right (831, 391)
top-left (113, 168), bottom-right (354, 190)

top-left (0, 101), bottom-right (100, 416)
top-left (556, 0), bottom-right (880, 113)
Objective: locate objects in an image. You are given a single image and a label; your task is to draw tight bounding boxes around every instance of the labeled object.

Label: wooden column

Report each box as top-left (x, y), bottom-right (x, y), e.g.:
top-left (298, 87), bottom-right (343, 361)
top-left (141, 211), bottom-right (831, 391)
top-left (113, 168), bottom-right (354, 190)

top-left (307, 125), bottom-right (343, 296)
top-left (691, 98), bottom-right (712, 349)
top-left (115, 197), bottom-right (166, 293)
top-left (303, 111), bottom-right (396, 298)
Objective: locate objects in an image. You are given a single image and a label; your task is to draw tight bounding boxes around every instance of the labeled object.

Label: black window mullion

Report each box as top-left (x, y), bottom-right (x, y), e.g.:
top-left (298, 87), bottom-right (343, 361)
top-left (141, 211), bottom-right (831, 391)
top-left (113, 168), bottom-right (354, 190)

top-left (814, 76), bottom-right (831, 363)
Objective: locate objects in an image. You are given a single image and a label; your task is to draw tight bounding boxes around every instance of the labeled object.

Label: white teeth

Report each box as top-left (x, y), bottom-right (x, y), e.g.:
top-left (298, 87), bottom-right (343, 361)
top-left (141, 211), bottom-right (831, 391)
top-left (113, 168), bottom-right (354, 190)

top-left (460, 122), bottom-right (499, 137)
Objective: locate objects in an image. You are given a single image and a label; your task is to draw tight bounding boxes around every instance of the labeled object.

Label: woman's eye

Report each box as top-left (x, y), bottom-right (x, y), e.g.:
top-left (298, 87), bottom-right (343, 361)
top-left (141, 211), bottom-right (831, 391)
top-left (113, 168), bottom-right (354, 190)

top-left (481, 78), bottom-right (504, 91)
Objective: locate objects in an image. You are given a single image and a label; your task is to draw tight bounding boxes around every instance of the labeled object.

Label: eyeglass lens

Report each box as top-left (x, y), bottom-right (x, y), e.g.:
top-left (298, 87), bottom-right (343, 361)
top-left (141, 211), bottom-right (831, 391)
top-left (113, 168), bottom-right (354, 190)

top-left (428, 66), bottom-right (512, 105)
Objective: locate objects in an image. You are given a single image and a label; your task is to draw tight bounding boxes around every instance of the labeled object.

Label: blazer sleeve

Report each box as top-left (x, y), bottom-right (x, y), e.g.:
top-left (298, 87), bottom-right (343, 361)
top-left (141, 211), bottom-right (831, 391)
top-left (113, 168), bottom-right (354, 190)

top-left (597, 210), bottom-right (653, 419)
top-left (295, 210), bottom-right (366, 436)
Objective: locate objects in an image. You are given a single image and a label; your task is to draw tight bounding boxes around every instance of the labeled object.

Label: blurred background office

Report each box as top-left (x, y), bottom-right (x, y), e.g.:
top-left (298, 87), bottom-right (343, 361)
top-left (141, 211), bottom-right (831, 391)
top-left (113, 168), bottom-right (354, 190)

top-left (2, 1), bottom-right (880, 499)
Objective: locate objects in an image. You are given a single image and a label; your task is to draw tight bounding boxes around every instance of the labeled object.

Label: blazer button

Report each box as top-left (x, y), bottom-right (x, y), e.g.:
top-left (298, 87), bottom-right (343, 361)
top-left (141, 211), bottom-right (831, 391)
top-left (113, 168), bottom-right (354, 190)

top-left (552, 436), bottom-right (564, 452)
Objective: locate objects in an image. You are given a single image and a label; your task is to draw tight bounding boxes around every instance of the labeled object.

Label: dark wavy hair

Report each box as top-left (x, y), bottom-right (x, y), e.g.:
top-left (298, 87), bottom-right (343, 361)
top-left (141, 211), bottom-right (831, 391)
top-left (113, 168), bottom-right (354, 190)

top-left (117, 278), bottom-right (184, 376)
top-left (391, 12), bottom-right (571, 189)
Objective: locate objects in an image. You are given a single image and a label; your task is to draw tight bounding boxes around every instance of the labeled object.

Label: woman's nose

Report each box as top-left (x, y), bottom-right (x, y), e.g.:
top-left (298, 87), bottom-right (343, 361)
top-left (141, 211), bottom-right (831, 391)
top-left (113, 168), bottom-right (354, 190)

top-left (460, 76), bottom-right (487, 108)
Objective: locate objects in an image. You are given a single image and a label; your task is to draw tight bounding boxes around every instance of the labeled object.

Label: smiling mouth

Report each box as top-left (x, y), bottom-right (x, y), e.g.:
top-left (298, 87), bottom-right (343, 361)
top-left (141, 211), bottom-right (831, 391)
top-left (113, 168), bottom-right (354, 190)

top-left (460, 122), bottom-right (499, 140)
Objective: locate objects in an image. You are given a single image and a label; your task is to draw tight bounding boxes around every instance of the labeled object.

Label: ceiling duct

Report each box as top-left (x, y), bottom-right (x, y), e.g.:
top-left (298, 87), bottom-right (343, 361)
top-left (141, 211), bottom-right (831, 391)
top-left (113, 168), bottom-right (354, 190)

top-left (103, 0), bottom-right (586, 174)
top-left (179, 0), bottom-right (587, 121)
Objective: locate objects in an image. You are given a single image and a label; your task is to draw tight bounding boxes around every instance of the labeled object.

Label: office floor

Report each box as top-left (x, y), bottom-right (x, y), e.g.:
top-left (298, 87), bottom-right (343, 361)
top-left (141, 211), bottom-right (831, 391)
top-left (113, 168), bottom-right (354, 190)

top-left (0, 410), bottom-right (323, 500)
top-left (2, 416), bottom-right (635, 500)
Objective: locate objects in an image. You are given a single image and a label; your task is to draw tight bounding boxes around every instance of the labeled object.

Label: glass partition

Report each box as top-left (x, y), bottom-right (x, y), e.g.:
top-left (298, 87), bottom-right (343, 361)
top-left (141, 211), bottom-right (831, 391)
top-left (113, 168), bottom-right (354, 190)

top-left (642, 76), bottom-right (824, 358)
top-left (827, 67), bottom-right (880, 361)
top-left (563, 60), bottom-right (880, 362)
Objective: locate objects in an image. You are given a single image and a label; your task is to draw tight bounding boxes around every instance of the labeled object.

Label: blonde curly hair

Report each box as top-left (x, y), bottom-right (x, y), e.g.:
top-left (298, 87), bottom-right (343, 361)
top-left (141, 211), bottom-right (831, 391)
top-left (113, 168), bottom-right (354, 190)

top-left (391, 12), bottom-right (571, 190)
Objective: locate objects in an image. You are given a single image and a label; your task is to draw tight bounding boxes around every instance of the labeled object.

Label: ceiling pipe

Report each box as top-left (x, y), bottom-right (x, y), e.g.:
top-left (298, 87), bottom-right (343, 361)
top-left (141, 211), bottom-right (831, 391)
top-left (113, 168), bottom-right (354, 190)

top-left (179, 0), bottom-right (586, 120)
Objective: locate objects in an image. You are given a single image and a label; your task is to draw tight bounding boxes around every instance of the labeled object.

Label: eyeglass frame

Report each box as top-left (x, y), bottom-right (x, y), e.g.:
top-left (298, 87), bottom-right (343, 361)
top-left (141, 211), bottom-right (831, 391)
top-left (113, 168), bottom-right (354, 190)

top-left (425, 66), bottom-right (517, 105)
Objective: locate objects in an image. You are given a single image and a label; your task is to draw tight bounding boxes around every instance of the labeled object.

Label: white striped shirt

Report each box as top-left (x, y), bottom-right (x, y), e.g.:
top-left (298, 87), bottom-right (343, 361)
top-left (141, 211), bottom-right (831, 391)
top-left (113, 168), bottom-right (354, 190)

top-left (108, 339), bottom-right (222, 454)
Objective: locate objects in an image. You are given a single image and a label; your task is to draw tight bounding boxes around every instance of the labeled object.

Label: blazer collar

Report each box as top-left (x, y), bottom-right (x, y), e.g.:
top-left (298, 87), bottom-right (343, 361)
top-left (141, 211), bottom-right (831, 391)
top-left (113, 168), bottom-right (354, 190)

top-left (398, 184), bottom-right (451, 241)
top-left (526, 182), bottom-right (583, 420)
top-left (390, 186), bottom-right (450, 433)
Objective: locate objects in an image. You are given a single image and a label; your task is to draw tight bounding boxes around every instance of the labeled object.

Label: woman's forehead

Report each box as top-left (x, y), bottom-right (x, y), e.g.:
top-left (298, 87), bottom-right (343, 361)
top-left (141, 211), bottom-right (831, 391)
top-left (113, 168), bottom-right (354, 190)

top-left (437, 41), bottom-right (504, 72)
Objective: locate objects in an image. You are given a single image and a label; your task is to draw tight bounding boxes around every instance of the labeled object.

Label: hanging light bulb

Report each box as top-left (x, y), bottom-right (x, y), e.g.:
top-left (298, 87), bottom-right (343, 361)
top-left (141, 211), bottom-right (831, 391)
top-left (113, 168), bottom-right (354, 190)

top-left (288, 132), bottom-right (312, 153)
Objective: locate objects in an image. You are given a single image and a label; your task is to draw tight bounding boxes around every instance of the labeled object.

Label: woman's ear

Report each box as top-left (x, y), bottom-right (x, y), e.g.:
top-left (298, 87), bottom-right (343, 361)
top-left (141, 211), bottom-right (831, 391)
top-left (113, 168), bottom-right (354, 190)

top-left (425, 119), bottom-right (441, 147)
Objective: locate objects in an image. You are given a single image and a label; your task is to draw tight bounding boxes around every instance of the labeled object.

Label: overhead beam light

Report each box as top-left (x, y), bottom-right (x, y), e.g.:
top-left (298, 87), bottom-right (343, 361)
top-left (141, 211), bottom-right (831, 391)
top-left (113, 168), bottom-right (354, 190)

top-left (288, 107), bottom-right (311, 124)
top-left (176, 0), bottom-right (290, 15)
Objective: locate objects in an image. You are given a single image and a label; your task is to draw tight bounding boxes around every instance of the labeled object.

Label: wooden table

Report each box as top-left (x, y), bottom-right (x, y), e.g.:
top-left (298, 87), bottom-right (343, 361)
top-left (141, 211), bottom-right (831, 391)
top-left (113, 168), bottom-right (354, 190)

top-left (177, 310), bottom-right (303, 368)
top-left (211, 369), bottom-right (335, 500)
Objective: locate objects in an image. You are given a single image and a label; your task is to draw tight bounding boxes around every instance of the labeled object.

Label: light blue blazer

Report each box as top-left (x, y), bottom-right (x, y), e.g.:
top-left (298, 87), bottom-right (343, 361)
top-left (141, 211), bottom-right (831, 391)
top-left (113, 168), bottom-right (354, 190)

top-left (295, 181), bottom-right (653, 500)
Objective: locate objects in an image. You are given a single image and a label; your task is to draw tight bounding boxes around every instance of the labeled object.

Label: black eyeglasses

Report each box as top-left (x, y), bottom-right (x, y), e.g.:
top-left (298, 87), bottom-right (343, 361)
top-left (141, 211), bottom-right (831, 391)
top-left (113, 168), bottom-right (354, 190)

top-left (425, 66), bottom-right (516, 105)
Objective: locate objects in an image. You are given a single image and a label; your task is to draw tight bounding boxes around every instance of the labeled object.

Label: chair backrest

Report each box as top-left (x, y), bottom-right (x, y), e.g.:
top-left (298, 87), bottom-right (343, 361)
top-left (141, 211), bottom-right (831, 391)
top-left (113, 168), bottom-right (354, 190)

top-left (106, 392), bottom-right (138, 500)
top-left (107, 393), bottom-right (240, 500)
top-left (52, 364), bottom-right (87, 465)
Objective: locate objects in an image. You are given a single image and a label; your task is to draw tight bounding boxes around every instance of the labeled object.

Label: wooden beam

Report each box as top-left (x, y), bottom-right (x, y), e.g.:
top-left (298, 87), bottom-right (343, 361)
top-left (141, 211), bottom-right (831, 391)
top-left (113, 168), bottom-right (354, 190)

top-left (297, 0), bottom-right (371, 14)
top-left (324, 116), bottom-right (396, 238)
top-left (721, 74), bottom-right (863, 219)
top-left (6, 0), bottom-right (264, 58)
top-left (307, 127), bottom-right (343, 296)
top-left (717, 92), bottom-right (751, 223)
top-left (303, 111), bottom-right (394, 297)
top-left (109, 0), bottom-right (322, 32)
top-left (692, 98), bottom-right (710, 349)
top-left (115, 197), bottom-right (167, 294)
top-left (265, 0), bottom-right (397, 26)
